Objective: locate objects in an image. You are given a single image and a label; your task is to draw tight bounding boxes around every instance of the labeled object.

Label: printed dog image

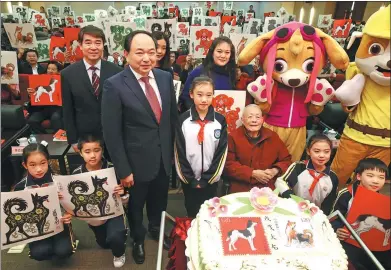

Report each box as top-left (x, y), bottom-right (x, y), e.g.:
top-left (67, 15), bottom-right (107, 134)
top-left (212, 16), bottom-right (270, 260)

top-left (34, 77), bottom-right (58, 103)
top-left (334, 21), bottom-right (350, 37)
top-left (226, 220), bottom-right (258, 251)
top-left (250, 20), bottom-right (259, 34)
top-left (285, 220), bottom-right (314, 247)
top-left (236, 37), bottom-right (248, 58)
top-left (52, 46), bottom-right (66, 60)
top-left (350, 214), bottom-right (391, 246)
top-left (14, 26), bottom-right (33, 44)
top-left (68, 176), bottom-right (112, 217)
top-left (1, 63), bottom-right (15, 80)
top-left (3, 194), bottom-right (50, 245)
top-left (70, 40), bottom-right (79, 56)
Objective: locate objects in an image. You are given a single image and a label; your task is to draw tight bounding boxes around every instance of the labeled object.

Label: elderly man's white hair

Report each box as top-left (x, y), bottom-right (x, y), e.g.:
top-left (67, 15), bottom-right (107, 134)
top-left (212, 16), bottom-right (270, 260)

top-left (242, 104), bottom-right (263, 117)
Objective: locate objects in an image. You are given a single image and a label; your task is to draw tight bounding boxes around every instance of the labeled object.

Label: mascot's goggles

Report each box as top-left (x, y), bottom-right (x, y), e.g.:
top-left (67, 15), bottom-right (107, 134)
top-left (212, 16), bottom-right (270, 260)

top-left (260, 25), bottom-right (326, 63)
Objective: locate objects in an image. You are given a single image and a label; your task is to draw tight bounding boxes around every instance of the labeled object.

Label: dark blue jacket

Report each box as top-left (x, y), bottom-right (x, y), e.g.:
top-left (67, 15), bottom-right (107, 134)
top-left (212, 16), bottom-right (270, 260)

top-left (179, 65), bottom-right (233, 111)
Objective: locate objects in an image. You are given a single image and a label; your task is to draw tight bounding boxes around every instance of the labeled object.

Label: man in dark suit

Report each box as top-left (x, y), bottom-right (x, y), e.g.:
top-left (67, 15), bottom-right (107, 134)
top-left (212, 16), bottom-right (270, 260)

top-left (18, 49), bottom-right (46, 74)
top-left (61, 26), bottom-right (122, 152)
top-left (102, 30), bottom-right (178, 264)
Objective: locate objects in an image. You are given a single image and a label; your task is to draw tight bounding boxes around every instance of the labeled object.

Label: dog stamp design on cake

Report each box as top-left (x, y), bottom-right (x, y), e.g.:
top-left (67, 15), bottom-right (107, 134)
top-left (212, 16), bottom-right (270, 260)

top-left (285, 220), bottom-right (314, 247)
top-left (227, 220), bottom-right (258, 251)
top-left (220, 217), bottom-right (271, 255)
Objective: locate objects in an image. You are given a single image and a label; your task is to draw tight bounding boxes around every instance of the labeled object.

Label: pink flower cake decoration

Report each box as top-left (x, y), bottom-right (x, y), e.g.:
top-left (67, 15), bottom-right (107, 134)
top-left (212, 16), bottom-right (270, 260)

top-left (250, 187), bottom-right (278, 213)
top-left (207, 197), bottom-right (228, 217)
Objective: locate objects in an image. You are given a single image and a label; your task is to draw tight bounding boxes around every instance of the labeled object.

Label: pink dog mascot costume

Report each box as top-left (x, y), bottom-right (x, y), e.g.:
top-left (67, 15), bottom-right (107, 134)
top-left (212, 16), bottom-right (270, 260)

top-left (238, 22), bottom-right (349, 161)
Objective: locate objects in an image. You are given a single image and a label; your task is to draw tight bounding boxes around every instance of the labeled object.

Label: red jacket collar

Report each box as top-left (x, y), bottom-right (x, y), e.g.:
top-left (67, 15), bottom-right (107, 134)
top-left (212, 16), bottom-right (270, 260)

top-left (239, 125), bottom-right (273, 145)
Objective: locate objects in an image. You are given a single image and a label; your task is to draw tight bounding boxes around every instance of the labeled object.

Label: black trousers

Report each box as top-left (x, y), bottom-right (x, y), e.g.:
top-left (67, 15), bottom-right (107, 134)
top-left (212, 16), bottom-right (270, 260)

top-left (182, 182), bottom-right (218, 218)
top-left (88, 215), bottom-right (127, 257)
top-left (342, 242), bottom-right (391, 270)
top-left (27, 106), bottom-right (63, 134)
top-left (127, 159), bottom-right (169, 243)
top-left (29, 224), bottom-right (75, 261)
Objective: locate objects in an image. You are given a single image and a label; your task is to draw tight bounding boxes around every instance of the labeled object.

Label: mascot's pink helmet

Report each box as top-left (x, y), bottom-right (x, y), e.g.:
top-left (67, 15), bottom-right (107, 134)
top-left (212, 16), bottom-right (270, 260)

top-left (259, 22), bottom-right (327, 104)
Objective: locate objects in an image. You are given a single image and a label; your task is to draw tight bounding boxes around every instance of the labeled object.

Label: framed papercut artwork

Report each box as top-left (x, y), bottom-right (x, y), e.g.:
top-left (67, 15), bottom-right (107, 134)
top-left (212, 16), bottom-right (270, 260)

top-left (1, 185), bottom-right (64, 250)
top-left (213, 90), bottom-right (246, 133)
top-left (53, 168), bottom-right (124, 221)
top-left (190, 26), bottom-right (219, 59)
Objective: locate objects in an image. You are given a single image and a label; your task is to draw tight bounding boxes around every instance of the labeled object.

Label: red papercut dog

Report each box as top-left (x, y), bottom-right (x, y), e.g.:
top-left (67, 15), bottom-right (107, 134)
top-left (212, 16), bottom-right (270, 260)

top-left (213, 94), bottom-right (241, 133)
top-left (195, 29), bottom-right (214, 55)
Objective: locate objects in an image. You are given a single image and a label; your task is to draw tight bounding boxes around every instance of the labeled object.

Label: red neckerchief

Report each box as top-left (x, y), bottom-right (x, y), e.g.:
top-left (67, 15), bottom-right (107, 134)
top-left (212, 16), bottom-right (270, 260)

top-left (196, 119), bottom-right (209, 145)
top-left (308, 170), bottom-right (326, 196)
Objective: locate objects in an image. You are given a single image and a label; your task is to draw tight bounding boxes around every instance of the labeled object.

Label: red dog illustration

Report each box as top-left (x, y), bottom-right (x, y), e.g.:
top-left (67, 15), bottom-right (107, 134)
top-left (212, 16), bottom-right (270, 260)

top-left (66, 17), bottom-right (75, 26)
top-left (14, 26), bottom-right (34, 45)
top-left (1, 63), bottom-right (15, 80)
top-left (34, 14), bottom-right (46, 27)
top-left (213, 94), bottom-right (240, 133)
top-left (195, 29), bottom-right (214, 55)
top-left (178, 23), bottom-right (188, 36)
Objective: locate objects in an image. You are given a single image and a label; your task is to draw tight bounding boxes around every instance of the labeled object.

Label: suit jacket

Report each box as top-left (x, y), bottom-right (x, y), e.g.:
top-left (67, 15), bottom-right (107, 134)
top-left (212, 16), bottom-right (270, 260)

top-left (102, 67), bottom-right (178, 182)
top-left (61, 60), bottom-right (122, 144)
top-left (18, 61), bottom-right (46, 74)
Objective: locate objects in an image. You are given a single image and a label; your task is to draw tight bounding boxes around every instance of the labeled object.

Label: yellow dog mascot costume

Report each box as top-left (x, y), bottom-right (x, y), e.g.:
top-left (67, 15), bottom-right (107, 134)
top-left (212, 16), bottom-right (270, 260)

top-left (238, 22), bottom-right (349, 161)
top-left (332, 5), bottom-right (391, 188)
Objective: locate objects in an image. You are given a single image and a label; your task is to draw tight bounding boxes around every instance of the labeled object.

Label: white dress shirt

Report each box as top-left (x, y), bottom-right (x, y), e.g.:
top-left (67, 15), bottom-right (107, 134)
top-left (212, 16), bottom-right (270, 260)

top-left (83, 59), bottom-right (101, 83)
top-left (31, 65), bottom-right (38, 75)
top-left (129, 67), bottom-right (162, 109)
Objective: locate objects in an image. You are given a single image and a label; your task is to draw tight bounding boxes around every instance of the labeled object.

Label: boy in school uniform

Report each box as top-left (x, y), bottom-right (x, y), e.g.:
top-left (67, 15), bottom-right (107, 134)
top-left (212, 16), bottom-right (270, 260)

top-left (72, 135), bottom-right (128, 268)
top-left (175, 76), bottom-right (228, 218)
top-left (331, 158), bottom-right (390, 270)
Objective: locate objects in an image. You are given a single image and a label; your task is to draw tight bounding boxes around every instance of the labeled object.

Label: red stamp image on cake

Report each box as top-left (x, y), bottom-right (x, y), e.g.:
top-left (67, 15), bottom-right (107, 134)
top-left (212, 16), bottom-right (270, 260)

top-left (219, 217), bottom-right (271, 255)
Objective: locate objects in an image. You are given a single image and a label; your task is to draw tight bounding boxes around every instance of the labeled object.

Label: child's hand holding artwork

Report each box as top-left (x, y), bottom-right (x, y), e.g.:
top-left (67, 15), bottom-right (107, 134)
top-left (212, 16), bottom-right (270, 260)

top-left (27, 87), bottom-right (36, 96)
top-left (61, 212), bottom-right (73, 224)
top-left (114, 185), bottom-right (129, 205)
top-left (336, 228), bottom-right (350, 241)
top-left (113, 185), bottom-right (125, 196)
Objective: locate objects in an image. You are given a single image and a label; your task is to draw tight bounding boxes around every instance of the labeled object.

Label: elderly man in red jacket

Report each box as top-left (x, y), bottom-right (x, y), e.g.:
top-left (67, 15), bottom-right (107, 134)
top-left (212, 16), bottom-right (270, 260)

top-left (224, 104), bottom-right (292, 193)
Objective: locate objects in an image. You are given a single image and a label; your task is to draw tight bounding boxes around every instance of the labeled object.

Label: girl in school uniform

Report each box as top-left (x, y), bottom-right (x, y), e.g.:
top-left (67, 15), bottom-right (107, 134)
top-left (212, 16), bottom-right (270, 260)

top-left (275, 134), bottom-right (339, 215)
top-left (175, 76), bottom-right (228, 217)
top-left (13, 143), bottom-right (76, 261)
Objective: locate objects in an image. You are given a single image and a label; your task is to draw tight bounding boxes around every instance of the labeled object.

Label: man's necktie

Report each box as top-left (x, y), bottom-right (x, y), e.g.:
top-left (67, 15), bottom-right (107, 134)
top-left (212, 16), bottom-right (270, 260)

top-left (89, 66), bottom-right (100, 97)
top-left (140, 77), bottom-right (161, 123)
top-left (196, 119), bottom-right (209, 145)
top-left (308, 170), bottom-right (325, 196)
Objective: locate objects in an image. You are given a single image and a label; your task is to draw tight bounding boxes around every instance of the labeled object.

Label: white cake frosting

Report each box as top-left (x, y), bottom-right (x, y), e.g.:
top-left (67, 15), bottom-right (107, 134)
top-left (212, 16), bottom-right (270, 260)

top-left (186, 188), bottom-right (348, 270)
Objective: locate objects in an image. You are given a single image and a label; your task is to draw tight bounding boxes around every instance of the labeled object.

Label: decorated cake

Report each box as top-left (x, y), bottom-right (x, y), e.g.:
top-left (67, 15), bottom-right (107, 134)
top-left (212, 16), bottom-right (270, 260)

top-left (185, 187), bottom-right (348, 270)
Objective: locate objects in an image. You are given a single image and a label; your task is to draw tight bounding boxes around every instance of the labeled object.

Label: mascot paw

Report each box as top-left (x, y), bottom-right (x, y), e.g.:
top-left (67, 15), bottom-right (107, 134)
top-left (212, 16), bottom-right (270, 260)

top-left (334, 74), bottom-right (365, 106)
top-left (311, 79), bottom-right (335, 106)
top-left (247, 75), bottom-right (274, 103)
